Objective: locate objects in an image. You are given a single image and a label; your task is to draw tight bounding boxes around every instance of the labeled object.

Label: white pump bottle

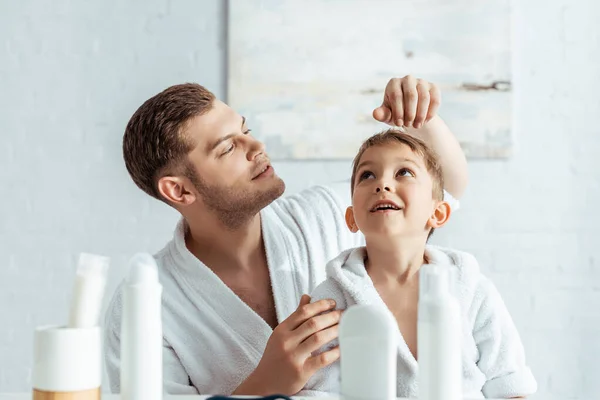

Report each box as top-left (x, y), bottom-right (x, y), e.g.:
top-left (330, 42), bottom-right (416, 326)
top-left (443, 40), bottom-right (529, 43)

top-left (339, 304), bottom-right (398, 400)
top-left (418, 264), bottom-right (462, 400)
top-left (121, 253), bottom-right (163, 400)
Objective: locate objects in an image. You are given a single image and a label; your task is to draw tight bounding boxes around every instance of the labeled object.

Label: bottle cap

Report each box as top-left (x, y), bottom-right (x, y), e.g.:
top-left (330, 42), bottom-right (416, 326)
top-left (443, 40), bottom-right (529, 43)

top-left (127, 253), bottom-right (159, 284)
top-left (77, 253), bottom-right (109, 276)
top-left (420, 264), bottom-right (450, 297)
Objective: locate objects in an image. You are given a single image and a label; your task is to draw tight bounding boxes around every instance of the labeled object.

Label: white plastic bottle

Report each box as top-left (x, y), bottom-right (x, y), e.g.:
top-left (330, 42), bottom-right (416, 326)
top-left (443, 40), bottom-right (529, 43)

top-left (121, 253), bottom-right (163, 400)
top-left (418, 264), bottom-right (462, 400)
top-left (68, 252), bottom-right (110, 329)
top-left (339, 304), bottom-right (398, 400)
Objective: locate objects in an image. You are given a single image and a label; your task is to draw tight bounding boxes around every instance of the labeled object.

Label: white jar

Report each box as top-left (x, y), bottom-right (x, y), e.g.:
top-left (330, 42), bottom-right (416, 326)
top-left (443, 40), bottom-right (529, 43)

top-left (32, 325), bottom-right (101, 399)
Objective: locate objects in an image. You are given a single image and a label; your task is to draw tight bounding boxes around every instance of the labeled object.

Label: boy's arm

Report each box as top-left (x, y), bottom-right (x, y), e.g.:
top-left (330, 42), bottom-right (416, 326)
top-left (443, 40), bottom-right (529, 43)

top-left (374, 76), bottom-right (469, 199)
top-left (472, 277), bottom-right (537, 398)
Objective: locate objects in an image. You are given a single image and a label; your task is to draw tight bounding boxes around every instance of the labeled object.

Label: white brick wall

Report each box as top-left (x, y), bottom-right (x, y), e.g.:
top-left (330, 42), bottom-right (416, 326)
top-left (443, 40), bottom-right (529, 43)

top-left (1, 0), bottom-right (599, 398)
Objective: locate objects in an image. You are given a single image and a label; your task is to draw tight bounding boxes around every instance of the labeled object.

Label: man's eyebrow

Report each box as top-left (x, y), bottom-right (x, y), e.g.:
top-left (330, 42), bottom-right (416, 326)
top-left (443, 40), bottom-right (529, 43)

top-left (208, 116), bottom-right (246, 152)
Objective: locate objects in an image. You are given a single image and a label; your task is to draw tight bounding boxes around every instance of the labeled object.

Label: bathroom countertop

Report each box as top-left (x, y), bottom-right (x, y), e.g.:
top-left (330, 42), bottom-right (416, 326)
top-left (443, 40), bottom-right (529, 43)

top-left (0, 395), bottom-right (497, 400)
top-left (0, 396), bottom-right (342, 400)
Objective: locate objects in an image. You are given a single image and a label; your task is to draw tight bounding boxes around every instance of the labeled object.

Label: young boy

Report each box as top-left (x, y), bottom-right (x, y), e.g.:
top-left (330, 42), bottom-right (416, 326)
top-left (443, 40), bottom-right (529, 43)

top-left (302, 129), bottom-right (537, 398)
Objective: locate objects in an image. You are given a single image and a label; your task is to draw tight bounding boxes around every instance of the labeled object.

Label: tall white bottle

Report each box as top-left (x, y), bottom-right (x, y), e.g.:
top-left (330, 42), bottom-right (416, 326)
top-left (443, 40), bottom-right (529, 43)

top-left (339, 304), bottom-right (398, 400)
top-left (121, 253), bottom-right (163, 400)
top-left (418, 264), bottom-right (462, 400)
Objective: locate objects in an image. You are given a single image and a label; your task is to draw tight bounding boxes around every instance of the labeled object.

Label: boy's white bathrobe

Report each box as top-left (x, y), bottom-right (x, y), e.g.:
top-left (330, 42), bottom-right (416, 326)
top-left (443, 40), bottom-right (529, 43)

top-left (103, 184), bottom-right (459, 395)
top-left (306, 246), bottom-right (537, 399)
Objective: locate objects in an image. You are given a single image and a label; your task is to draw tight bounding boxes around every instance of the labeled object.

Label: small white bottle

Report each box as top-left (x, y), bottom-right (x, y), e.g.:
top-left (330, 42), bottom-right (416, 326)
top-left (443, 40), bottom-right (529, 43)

top-left (121, 253), bottom-right (163, 400)
top-left (339, 304), bottom-right (398, 400)
top-left (68, 252), bottom-right (110, 329)
top-left (418, 264), bottom-right (462, 400)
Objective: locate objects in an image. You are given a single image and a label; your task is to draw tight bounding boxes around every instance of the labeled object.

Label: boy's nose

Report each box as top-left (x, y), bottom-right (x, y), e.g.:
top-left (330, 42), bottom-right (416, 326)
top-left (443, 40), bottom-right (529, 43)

top-left (375, 186), bottom-right (391, 192)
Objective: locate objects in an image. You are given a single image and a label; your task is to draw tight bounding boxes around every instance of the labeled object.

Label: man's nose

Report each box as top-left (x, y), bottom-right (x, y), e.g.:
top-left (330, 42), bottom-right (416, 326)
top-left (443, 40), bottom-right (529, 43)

top-left (246, 137), bottom-right (265, 160)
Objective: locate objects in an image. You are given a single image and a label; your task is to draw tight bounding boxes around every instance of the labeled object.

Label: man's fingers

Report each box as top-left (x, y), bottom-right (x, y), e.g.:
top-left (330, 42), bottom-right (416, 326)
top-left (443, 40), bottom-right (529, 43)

top-left (299, 294), bottom-right (311, 306)
top-left (287, 298), bottom-right (337, 331)
top-left (401, 76), bottom-right (418, 128)
top-left (377, 76), bottom-right (442, 128)
top-left (294, 310), bottom-right (342, 345)
top-left (388, 78), bottom-right (404, 126)
top-left (298, 324), bottom-right (340, 356)
top-left (425, 84), bottom-right (441, 122)
top-left (372, 105), bottom-right (392, 124)
top-left (413, 80), bottom-right (430, 129)
top-left (304, 346), bottom-right (341, 373)
top-left (277, 294), bottom-right (311, 331)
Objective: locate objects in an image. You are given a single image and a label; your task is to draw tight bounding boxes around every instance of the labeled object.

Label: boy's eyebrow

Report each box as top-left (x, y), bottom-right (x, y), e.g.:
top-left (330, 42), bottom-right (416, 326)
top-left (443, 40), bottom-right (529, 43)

top-left (207, 116), bottom-right (246, 152)
top-left (396, 157), bottom-right (421, 168)
top-left (355, 157), bottom-right (421, 171)
top-left (355, 160), bottom-right (374, 171)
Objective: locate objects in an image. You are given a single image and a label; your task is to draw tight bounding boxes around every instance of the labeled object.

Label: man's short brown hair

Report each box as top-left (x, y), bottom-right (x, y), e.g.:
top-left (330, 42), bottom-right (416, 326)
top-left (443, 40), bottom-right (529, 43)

top-left (122, 83), bottom-right (215, 201)
top-left (350, 128), bottom-right (444, 200)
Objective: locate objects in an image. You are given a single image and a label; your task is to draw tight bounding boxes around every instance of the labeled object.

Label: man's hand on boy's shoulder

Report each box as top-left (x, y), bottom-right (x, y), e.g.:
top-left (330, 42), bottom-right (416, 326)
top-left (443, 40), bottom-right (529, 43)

top-left (373, 75), bottom-right (441, 130)
top-left (233, 295), bottom-right (342, 396)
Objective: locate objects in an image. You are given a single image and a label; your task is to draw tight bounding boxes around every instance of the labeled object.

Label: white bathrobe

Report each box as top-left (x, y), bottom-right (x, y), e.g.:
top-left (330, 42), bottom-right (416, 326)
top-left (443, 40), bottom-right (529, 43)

top-left (104, 184), bottom-right (363, 395)
top-left (305, 246), bottom-right (537, 399)
top-left (103, 183), bottom-right (459, 395)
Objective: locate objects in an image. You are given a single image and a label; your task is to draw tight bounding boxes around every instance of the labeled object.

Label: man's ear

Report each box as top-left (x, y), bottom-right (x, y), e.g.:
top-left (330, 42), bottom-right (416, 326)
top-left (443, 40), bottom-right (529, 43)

top-left (427, 200), bottom-right (451, 229)
top-left (157, 176), bottom-right (197, 206)
top-left (345, 206), bottom-right (359, 233)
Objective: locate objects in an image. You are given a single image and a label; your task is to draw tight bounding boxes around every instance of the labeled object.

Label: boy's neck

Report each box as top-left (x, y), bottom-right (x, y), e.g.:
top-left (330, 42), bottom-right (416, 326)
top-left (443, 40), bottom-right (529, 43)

top-left (364, 235), bottom-right (427, 285)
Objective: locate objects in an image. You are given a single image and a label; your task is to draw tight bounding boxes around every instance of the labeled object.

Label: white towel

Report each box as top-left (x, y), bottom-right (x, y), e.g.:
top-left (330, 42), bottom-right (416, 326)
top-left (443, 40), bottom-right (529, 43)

top-left (103, 184), bottom-right (363, 395)
top-left (305, 245), bottom-right (538, 399)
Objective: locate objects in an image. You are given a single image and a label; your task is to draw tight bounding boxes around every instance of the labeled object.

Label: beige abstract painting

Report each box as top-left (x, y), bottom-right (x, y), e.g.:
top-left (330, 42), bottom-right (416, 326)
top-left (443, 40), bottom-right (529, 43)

top-left (228, 0), bottom-right (512, 160)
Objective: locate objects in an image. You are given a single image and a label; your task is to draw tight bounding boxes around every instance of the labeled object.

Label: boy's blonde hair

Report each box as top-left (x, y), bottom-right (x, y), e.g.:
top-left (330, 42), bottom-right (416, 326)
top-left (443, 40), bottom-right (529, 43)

top-left (350, 129), bottom-right (444, 201)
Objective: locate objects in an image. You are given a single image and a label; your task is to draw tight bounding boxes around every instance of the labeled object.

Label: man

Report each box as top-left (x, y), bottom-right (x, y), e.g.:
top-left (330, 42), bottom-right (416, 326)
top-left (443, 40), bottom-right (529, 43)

top-left (104, 76), bottom-right (468, 395)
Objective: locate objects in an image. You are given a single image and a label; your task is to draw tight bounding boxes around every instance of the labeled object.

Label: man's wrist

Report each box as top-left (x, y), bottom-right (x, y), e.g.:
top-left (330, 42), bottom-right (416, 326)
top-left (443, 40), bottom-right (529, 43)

top-left (232, 369), bottom-right (271, 396)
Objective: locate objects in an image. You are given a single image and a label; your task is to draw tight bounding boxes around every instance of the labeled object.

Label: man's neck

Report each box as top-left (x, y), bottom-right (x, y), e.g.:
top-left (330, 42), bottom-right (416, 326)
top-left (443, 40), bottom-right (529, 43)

top-left (365, 235), bottom-right (427, 285)
top-left (185, 212), bottom-right (264, 273)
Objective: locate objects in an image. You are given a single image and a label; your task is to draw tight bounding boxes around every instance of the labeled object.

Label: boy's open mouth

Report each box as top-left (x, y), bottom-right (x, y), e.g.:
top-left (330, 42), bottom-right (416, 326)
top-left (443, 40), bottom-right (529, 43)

top-left (369, 199), bottom-right (402, 213)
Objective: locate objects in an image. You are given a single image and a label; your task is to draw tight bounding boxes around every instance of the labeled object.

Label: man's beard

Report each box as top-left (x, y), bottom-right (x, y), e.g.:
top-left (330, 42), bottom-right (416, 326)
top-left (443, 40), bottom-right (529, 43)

top-left (187, 169), bottom-right (285, 230)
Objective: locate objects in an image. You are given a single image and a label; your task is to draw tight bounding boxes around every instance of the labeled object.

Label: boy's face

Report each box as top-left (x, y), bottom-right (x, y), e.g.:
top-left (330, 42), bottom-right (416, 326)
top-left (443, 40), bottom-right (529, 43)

top-left (347, 142), bottom-right (450, 239)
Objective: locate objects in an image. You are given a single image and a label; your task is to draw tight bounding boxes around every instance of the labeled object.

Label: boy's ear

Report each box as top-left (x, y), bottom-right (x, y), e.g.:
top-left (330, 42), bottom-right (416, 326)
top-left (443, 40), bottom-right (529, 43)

top-left (345, 207), bottom-right (359, 233)
top-left (427, 201), bottom-right (451, 229)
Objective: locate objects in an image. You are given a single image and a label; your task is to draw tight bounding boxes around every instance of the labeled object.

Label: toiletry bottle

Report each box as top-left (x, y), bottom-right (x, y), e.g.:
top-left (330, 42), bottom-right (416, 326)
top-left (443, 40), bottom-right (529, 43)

top-left (121, 253), bottom-right (163, 400)
top-left (339, 304), bottom-right (398, 400)
top-left (418, 264), bottom-right (462, 400)
top-left (68, 253), bottom-right (110, 328)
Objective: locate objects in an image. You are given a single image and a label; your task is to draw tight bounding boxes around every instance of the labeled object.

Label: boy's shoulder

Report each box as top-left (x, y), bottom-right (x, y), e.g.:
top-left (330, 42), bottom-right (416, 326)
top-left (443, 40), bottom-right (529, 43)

top-left (426, 245), bottom-right (499, 319)
top-left (425, 245), bottom-right (486, 288)
top-left (310, 246), bottom-right (367, 309)
top-left (426, 244), bottom-right (479, 270)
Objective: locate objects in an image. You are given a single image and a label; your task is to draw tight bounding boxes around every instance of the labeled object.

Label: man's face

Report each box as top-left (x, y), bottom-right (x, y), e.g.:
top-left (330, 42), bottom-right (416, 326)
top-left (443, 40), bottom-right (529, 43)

top-left (349, 142), bottom-right (437, 239)
top-left (184, 100), bottom-right (285, 225)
